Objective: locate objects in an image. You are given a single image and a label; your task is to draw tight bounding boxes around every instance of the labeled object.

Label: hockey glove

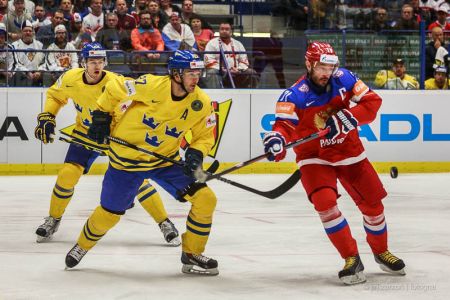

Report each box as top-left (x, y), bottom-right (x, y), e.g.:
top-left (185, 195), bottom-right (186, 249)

top-left (325, 109), bottom-right (358, 140)
top-left (263, 131), bottom-right (286, 162)
top-left (34, 112), bottom-right (56, 144)
top-left (88, 110), bottom-right (112, 144)
top-left (184, 148), bottom-right (203, 178)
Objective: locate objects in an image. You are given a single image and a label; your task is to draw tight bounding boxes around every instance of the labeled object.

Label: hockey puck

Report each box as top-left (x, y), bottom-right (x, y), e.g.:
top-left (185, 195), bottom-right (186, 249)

top-left (390, 166), bottom-right (398, 179)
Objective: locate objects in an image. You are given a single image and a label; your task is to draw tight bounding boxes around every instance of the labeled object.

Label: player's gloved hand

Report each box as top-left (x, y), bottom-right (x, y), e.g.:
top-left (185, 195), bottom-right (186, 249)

top-left (88, 110), bottom-right (112, 144)
top-left (325, 109), bottom-right (358, 140)
top-left (263, 131), bottom-right (286, 162)
top-left (34, 112), bottom-right (56, 144)
top-left (184, 148), bottom-right (203, 178)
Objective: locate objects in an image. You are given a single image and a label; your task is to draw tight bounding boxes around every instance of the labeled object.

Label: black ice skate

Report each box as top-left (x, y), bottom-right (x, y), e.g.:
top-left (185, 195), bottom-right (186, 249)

top-left (181, 252), bottom-right (219, 276)
top-left (65, 244), bottom-right (88, 269)
top-left (159, 218), bottom-right (181, 246)
top-left (36, 216), bottom-right (61, 243)
top-left (375, 250), bottom-right (406, 275)
top-left (338, 254), bottom-right (366, 285)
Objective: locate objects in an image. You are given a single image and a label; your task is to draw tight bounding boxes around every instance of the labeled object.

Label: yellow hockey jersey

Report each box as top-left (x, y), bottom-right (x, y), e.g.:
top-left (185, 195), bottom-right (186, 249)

top-left (44, 68), bottom-right (121, 152)
top-left (425, 78), bottom-right (450, 90)
top-left (96, 74), bottom-right (216, 171)
top-left (373, 70), bottom-right (419, 90)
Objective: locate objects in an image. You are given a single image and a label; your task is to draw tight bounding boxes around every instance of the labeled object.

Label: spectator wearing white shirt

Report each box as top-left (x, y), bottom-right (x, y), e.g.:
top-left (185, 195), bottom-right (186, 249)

top-left (0, 22), bottom-right (16, 85)
top-left (162, 12), bottom-right (195, 51)
top-left (204, 22), bottom-right (258, 88)
top-left (12, 20), bottom-right (45, 86)
top-left (82, 0), bottom-right (104, 40)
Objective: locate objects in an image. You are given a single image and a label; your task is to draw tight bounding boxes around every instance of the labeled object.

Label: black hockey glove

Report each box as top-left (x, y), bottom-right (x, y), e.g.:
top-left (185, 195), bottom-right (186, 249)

top-left (325, 109), bottom-right (358, 140)
top-left (34, 112), bottom-right (56, 144)
top-left (184, 148), bottom-right (203, 178)
top-left (88, 110), bottom-right (112, 144)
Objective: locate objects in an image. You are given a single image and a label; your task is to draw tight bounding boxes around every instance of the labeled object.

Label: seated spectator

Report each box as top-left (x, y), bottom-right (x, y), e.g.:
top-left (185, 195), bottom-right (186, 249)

top-left (426, 27), bottom-right (447, 79)
top-left (162, 12), bottom-right (196, 51)
top-left (190, 14), bottom-right (214, 52)
top-left (43, 24), bottom-right (78, 85)
top-left (115, 0), bottom-right (137, 32)
top-left (97, 12), bottom-right (131, 51)
top-left (82, 0), bottom-right (104, 40)
top-left (131, 11), bottom-right (164, 58)
top-left (131, 0), bottom-right (150, 23)
top-left (73, 0), bottom-right (89, 17)
top-left (59, 0), bottom-right (74, 25)
top-left (3, 0), bottom-right (32, 42)
top-left (12, 20), bottom-right (45, 86)
top-left (31, 5), bottom-right (52, 33)
top-left (425, 65), bottom-right (450, 89)
top-left (428, 3), bottom-right (450, 31)
top-left (410, 0), bottom-right (434, 27)
top-left (204, 22), bottom-right (258, 88)
top-left (0, 0), bottom-right (7, 23)
top-left (36, 10), bottom-right (65, 48)
top-left (7, 0), bottom-right (34, 15)
top-left (103, 0), bottom-right (115, 14)
top-left (148, 0), bottom-right (167, 31)
top-left (0, 23), bottom-right (15, 85)
top-left (160, 0), bottom-right (182, 21)
top-left (69, 12), bottom-right (83, 43)
top-left (374, 58), bottom-right (419, 90)
top-left (43, 0), bottom-right (57, 18)
top-left (367, 7), bottom-right (394, 32)
top-left (393, 4), bottom-right (419, 30)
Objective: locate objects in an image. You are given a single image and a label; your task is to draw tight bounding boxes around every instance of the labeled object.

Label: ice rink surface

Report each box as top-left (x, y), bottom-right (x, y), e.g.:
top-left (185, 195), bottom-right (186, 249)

top-left (0, 173), bottom-right (449, 300)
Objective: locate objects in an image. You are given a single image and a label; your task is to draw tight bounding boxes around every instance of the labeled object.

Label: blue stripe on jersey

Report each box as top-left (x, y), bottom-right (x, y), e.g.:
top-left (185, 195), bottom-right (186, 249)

top-left (138, 189), bottom-right (157, 202)
top-left (186, 225), bottom-right (210, 236)
top-left (187, 215), bottom-right (212, 228)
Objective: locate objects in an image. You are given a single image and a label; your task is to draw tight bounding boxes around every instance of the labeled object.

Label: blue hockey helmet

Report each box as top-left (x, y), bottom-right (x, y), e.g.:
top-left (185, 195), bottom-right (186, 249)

top-left (168, 50), bottom-right (204, 76)
top-left (81, 42), bottom-right (107, 60)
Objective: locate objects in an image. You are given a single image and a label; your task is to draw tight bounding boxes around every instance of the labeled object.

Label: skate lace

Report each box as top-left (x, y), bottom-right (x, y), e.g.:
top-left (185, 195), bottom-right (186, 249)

top-left (42, 217), bottom-right (57, 229)
top-left (343, 256), bottom-right (356, 270)
top-left (71, 245), bottom-right (87, 261)
top-left (160, 221), bottom-right (175, 235)
top-left (192, 254), bottom-right (210, 264)
top-left (379, 251), bottom-right (399, 264)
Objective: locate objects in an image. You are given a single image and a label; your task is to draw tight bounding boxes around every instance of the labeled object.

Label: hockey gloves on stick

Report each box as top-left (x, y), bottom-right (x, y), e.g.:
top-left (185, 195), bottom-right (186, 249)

top-left (88, 110), bottom-right (112, 144)
top-left (325, 109), bottom-right (358, 140)
top-left (184, 148), bottom-right (204, 179)
top-left (35, 112), bottom-right (56, 144)
top-left (263, 131), bottom-right (286, 162)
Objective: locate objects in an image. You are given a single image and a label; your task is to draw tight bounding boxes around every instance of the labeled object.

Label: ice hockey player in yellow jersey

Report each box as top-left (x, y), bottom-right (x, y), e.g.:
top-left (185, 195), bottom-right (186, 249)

top-left (65, 50), bottom-right (220, 276)
top-left (34, 42), bottom-right (181, 246)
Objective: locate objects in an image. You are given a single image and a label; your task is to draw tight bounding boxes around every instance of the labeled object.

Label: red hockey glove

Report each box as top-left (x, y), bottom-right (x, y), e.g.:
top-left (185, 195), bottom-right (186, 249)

top-left (325, 109), bottom-right (358, 140)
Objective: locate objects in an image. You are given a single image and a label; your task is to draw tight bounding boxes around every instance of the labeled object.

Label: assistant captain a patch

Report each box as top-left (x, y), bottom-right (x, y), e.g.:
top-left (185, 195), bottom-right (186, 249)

top-left (191, 100), bottom-right (203, 111)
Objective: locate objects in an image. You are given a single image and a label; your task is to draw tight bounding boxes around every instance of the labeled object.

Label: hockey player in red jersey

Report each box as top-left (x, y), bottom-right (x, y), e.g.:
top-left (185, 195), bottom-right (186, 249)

top-left (263, 42), bottom-right (406, 285)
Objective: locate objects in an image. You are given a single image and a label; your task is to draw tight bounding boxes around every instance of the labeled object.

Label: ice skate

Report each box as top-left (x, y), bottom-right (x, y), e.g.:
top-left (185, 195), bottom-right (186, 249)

top-left (338, 254), bottom-right (366, 285)
top-left (65, 244), bottom-right (88, 269)
top-left (159, 218), bottom-right (181, 246)
top-left (375, 250), bottom-right (406, 275)
top-left (181, 252), bottom-right (219, 276)
top-left (36, 216), bottom-right (61, 243)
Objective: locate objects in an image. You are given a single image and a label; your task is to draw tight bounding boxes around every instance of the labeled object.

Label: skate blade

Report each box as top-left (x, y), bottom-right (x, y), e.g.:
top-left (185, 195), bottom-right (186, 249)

top-left (379, 264), bottom-right (406, 275)
top-left (36, 235), bottom-right (52, 243)
top-left (167, 236), bottom-right (181, 247)
top-left (340, 272), bottom-right (366, 285)
top-left (182, 264), bottom-right (219, 276)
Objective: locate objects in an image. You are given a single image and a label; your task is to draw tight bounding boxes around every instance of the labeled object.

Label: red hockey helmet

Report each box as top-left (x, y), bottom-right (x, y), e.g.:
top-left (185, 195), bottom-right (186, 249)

top-left (305, 42), bottom-right (339, 65)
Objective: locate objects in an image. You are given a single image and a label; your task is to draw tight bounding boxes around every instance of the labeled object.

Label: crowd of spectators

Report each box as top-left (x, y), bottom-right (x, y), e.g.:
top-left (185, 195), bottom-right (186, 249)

top-left (0, 0), bottom-right (449, 89)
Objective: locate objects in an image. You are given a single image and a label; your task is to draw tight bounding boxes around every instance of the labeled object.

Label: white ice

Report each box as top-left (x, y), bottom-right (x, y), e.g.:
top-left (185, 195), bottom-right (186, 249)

top-left (0, 173), bottom-right (449, 300)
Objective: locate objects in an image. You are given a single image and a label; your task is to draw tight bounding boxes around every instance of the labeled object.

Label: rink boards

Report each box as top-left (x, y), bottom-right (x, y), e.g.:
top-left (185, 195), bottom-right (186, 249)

top-left (1, 88), bottom-right (450, 174)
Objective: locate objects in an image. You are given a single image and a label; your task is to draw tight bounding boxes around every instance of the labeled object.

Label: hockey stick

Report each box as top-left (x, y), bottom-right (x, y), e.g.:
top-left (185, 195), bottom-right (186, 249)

top-left (204, 128), bottom-right (330, 182)
top-left (106, 136), bottom-right (298, 199)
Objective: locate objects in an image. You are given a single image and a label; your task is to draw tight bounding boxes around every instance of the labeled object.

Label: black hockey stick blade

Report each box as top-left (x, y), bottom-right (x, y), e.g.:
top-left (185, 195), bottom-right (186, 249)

top-left (214, 170), bottom-right (301, 199)
top-left (204, 128), bottom-right (330, 182)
